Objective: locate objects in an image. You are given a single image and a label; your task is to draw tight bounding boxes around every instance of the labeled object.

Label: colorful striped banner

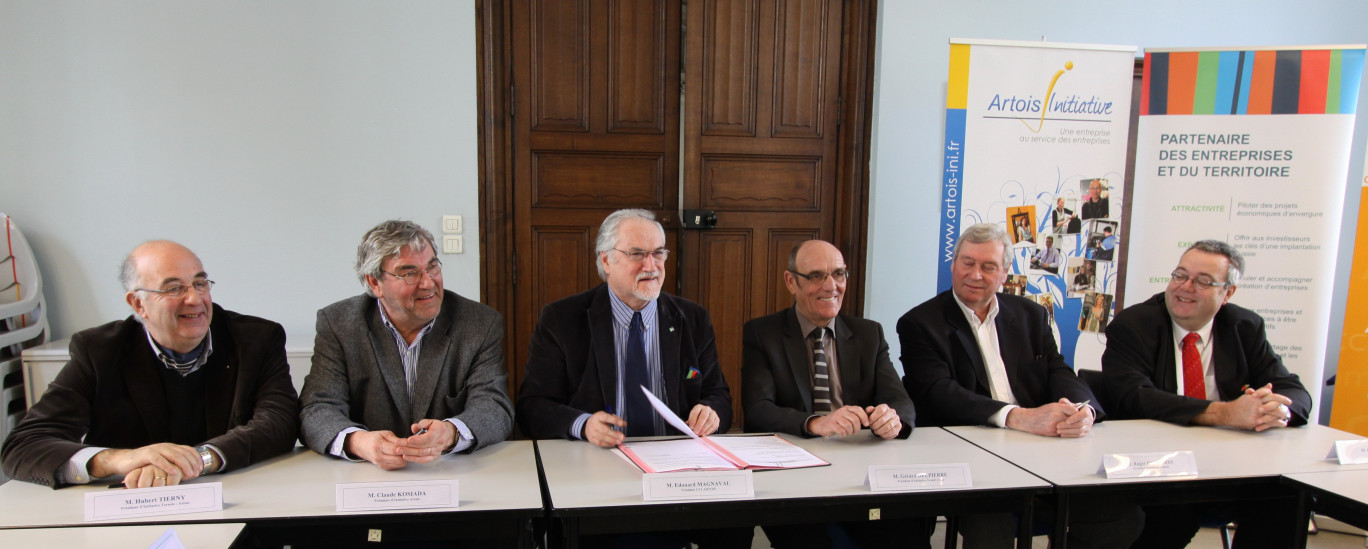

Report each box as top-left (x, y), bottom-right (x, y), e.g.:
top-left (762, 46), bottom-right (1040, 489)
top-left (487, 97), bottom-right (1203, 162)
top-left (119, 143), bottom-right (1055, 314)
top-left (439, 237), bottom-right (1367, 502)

top-left (1142, 48), bottom-right (1364, 115)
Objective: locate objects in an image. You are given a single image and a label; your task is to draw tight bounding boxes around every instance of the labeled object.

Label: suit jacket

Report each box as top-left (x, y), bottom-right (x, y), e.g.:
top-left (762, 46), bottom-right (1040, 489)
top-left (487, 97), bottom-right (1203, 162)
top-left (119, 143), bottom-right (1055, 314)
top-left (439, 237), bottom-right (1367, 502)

top-left (1101, 292), bottom-right (1311, 426)
top-left (741, 308), bottom-right (914, 438)
top-left (897, 290), bottom-right (1100, 427)
top-left (299, 291), bottom-right (512, 454)
top-left (1, 305), bottom-right (299, 488)
top-left (516, 284), bottom-right (732, 440)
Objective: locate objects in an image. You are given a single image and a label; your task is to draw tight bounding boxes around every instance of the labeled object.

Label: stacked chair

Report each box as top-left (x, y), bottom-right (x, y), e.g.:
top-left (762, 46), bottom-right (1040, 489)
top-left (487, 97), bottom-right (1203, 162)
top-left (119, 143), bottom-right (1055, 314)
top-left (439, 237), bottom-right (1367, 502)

top-left (0, 214), bottom-right (49, 483)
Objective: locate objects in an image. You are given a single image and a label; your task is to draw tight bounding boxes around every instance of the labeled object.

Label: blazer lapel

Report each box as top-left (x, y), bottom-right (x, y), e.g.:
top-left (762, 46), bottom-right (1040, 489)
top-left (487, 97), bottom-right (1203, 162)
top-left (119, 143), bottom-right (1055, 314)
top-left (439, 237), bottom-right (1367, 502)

top-left (994, 303), bottom-right (1023, 395)
top-left (367, 304), bottom-right (413, 426)
top-left (657, 296), bottom-right (683, 415)
top-left (833, 316), bottom-right (860, 407)
top-left (410, 299), bottom-right (453, 421)
top-left (202, 325), bottom-right (235, 434)
top-left (123, 328), bottom-right (171, 441)
top-left (942, 294), bottom-right (990, 395)
top-left (781, 310), bottom-right (813, 413)
top-left (588, 289), bottom-right (619, 411)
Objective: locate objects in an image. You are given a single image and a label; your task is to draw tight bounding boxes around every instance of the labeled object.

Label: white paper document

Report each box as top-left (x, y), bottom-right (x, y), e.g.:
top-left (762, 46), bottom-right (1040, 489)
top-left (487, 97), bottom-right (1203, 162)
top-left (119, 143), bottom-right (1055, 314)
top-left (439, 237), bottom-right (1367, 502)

top-left (618, 434), bottom-right (828, 473)
top-left (84, 482), bottom-right (223, 522)
top-left (1101, 451), bottom-right (1197, 479)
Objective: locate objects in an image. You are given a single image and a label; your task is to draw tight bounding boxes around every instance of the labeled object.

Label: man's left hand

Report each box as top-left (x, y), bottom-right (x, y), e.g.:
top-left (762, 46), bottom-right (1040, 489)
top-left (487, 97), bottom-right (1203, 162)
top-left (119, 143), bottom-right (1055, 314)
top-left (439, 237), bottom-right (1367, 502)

top-left (397, 419), bottom-right (457, 463)
top-left (865, 404), bottom-right (902, 440)
top-left (686, 404), bottom-right (720, 436)
top-left (1246, 384), bottom-right (1294, 431)
top-left (1054, 399), bottom-right (1095, 438)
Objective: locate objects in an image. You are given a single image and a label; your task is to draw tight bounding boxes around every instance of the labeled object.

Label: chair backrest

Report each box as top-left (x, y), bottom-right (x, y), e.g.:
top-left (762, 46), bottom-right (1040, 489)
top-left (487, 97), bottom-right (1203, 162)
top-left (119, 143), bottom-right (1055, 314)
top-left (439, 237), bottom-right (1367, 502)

top-left (1076, 368), bottom-right (1111, 418)
top-left (0, 214), bottom-right (45, 321)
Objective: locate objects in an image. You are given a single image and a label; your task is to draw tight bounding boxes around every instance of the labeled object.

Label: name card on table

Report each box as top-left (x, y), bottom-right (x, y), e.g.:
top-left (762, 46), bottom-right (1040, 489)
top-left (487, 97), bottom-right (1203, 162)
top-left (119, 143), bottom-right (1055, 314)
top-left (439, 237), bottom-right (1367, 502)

top-left (1101, 451), bottom-right (1197, 479)
top-left (1326, 440), bottom-right (1368, 464)
top-left (336, 480), bottom-right (459, 512)
top-left (866, 463), bottom-right (972, 492)
top-left (642, 471), bottom-right (754, 502)
top-left (84, 482), bottom-right (223, 522)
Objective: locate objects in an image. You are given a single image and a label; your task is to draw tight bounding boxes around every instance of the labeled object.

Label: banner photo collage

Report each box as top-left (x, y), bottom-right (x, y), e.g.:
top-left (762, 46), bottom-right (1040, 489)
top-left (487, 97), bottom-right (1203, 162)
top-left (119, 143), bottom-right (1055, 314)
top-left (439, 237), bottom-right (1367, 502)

top-left (939, 39), bottom-right (1137, 366)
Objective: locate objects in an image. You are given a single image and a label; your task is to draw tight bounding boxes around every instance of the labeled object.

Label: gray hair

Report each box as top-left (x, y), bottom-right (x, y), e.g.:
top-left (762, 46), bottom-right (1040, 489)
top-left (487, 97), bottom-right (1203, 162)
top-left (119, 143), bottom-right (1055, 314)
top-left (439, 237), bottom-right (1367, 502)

top-left (119, 254), bottom-right (140, 293)
top-left (1186, 239), bottom-right (1245, 286)
top-left (953, 223), bottom-right (1013, 268)
top-left (355, 220), bottom-right (436, 295)
top-left (594, 209), bottom-right (664, 280)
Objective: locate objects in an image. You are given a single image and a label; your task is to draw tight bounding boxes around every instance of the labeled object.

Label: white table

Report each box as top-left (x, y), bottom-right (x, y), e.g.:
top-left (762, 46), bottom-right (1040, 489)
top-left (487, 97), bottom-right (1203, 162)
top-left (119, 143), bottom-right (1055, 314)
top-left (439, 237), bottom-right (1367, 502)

top-left (0, 442), bottom-right (542, 547)
top-left (1283, 470), bottom-right (1368, 549)
top-left (948, 420), bottom-right (1368, 548)
top-left (0, 523), bottom-right (246, 548)
top-left (538, 429), bottom-right (1051, 549)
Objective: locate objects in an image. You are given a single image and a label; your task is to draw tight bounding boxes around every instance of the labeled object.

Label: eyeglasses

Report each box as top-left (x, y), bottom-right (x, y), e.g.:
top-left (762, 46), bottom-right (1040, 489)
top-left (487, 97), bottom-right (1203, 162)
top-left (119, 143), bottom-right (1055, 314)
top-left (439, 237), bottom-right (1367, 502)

top-left (613, 248), bottom-right (670, 262)
top-left (1169, 270), bottom-right (1230, 290)
top-left (383, 261), bottom-right (443, 285)
top-left (788, 269), bottom-right (851, 285)
top-left (136, 279), bottom-right (215, 299)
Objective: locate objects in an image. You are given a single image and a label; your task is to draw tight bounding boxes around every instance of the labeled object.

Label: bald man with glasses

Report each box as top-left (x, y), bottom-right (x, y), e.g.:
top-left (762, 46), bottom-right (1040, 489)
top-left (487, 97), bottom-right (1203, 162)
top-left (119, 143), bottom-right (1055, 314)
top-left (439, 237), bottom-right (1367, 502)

top-left (2, 240), bottom-right (298, 488)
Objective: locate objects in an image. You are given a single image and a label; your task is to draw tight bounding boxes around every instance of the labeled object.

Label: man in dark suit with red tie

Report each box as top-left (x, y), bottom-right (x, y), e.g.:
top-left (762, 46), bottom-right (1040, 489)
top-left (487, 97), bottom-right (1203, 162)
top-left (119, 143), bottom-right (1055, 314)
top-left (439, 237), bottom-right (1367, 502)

top-left (1104, 239), bottom-right (1311, 548)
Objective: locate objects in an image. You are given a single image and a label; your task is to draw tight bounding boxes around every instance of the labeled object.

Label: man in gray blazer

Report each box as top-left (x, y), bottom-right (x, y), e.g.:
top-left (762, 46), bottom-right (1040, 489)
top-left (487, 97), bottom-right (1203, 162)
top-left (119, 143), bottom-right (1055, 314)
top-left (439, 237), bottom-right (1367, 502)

top-left (300, 220), bottom-right (513, 469)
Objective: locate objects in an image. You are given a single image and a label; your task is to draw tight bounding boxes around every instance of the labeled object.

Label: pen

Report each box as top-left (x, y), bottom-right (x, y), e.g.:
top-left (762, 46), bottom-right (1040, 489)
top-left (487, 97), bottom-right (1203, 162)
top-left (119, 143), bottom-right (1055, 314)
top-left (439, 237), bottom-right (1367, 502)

top-left (1074, 400), bottom-right (1090, 411)
top-left (605, 405), bottom-right (622, 432)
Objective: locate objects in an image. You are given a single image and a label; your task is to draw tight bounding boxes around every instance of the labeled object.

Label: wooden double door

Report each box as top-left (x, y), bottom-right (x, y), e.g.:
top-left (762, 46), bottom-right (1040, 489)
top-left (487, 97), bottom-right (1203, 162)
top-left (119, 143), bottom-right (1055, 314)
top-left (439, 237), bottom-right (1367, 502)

top-left (479, 0), bottom-right (877, 429)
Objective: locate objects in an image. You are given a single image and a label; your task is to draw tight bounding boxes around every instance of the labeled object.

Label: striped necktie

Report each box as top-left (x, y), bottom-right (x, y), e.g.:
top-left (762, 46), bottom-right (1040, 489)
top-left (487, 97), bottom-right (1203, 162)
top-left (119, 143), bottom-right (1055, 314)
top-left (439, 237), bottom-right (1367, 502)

top-left (811, 328), bottom-right (833, 413)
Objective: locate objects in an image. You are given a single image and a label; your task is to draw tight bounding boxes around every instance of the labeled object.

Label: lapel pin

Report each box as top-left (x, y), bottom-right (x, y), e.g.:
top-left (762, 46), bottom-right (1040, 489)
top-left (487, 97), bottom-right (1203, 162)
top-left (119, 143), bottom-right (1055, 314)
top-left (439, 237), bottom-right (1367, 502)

top-left (669, 327), bottom-right (675, 332)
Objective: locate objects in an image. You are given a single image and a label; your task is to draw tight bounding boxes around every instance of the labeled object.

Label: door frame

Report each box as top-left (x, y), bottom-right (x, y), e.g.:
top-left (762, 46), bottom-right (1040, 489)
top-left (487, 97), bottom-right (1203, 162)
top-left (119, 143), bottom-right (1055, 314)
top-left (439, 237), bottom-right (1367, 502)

top-left (476, 0), bottom-right (879, 398)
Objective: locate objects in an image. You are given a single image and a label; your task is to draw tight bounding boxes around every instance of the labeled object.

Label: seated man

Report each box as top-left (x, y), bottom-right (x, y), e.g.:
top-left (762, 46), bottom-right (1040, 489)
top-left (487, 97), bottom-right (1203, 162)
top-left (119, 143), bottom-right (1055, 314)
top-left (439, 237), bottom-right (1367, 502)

top-left (518, 209), bottom-right (745, 548)
top-left (1103, 239), bottom-right (1311, 548)
top-left (2, 241), bottom-right (298, 488)
top-left (1030, 236), bottom-right (1062, 272)
top-left (300, 220), bottom-right (512, 469)
top-left (742, 240), bottom-right (922, 548)
top-left (898, 223), bottom-right (1139, 549)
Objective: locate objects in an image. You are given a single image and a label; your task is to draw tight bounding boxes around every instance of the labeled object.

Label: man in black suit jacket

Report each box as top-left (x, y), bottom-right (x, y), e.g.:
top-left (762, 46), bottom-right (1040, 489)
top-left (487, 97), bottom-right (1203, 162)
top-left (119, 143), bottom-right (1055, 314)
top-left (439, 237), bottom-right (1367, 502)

top-left (1104, 240), bottom-right (1310, 548)
top-left (2, 241), bottom-right (298, 489)
top-left (517, 209), bottom-right (745, 548)
top-left (743, 240), bottom-right (921, 549)
top-left (517, 209), bottom-right (732, 443)
top-left (898, 223), bottom-right (1138, 549)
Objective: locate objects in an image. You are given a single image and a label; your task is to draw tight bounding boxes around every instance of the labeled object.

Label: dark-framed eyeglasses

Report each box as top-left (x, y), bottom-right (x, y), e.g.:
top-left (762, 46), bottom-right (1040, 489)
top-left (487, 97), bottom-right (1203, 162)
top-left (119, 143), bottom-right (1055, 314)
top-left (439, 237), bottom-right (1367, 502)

top-left (788, 269), bottom-right (851, 285)
top-left (383, 261), bottom-right (443, 285)
top-left (136, 279), bottom-right (215, 299)
top-left (1169, 270), bottom-right (1230, 290)
top-left (613, 248), bottom-right (670, 262)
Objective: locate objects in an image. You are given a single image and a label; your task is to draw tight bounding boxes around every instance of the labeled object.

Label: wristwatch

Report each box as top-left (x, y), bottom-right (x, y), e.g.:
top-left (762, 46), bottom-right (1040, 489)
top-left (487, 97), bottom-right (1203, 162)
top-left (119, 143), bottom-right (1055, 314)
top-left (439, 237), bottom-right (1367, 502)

top-left (194, 445), bottom-right (217, 472)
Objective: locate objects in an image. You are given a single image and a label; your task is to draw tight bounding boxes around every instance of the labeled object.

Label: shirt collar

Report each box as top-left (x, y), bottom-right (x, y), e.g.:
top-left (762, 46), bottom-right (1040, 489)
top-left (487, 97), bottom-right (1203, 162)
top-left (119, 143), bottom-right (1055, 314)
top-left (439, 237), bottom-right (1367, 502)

top-left (376, 298), bottom-right (436, 345)
top-left (608, 288), bottom-right (657, 329)
top-left (1172, 318), bottom-right (1214, 348)
top-left (952, 291), bottom-right (999, 328)
top-left (144, 325), bottom-right (213, 376)
top-left (793, 307), bottom-right (840, 339)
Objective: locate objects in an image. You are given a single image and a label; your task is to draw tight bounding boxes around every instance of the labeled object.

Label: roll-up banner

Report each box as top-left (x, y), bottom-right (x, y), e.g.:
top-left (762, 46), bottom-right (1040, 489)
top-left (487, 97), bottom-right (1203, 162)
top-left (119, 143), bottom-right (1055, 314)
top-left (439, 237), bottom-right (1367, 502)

top-left (1127, 46), bottom-right (1366, 421)
top-left (1332, 146), bottom-right (1368, 436)
top-left (939, 39), bottom-right (1137, 367)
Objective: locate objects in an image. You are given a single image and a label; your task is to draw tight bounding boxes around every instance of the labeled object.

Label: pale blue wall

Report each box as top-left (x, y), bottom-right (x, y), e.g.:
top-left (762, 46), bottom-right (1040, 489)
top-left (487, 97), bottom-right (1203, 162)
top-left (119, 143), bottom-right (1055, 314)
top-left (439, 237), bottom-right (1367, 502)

top-left (0, 1), bottom-right (480, 343)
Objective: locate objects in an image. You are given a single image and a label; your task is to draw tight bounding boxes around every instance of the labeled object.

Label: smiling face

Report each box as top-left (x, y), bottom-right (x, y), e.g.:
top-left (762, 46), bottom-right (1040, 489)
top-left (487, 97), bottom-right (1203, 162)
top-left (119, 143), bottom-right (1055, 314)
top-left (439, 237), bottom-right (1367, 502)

top-left (601, 217), bottom-right (666, 310)
top-left (124, 241), bottom-right (213, 354)
top-left (1088, 180), bottom-right (1103, 201)
top-left (1165, 248), bottom-right (1236, 332)
top-left (952, 239), bottom-right (1008, 318)
top-left (786, 241), bottom-right (845, 326)
top-left (366, 242), bottom-right (444, 338)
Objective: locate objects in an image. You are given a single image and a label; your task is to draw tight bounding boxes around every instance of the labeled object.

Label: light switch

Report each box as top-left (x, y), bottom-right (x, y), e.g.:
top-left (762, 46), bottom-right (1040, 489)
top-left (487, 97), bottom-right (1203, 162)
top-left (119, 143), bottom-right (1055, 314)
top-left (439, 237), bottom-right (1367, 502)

top-left (443, 235), bottom-right (464, 254)
top-left (442, 215), bottom-right (463, 234)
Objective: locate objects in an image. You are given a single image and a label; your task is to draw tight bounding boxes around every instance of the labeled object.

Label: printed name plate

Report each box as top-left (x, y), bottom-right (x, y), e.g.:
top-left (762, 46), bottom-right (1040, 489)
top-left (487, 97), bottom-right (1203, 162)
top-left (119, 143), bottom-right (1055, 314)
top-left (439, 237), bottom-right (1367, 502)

top-left (866, 463), bottom-right (972, 492)
top-left (1326, 440), bottom-right (1368, 464)
top-left (336, 480), bottom-right (459, 512)
top-left (84, 482), bottom-right (223, 522)
top-left (1101, 451), bottom-right (1197, 479)
top-left (642, 471), bottom-right (754, 502)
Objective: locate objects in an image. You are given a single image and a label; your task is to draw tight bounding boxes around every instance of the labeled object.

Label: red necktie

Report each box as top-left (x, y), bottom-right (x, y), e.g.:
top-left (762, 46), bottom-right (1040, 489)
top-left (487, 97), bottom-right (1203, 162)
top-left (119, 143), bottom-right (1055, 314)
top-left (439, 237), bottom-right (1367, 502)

top-left (1181, 333), bottom-right (1206, 399)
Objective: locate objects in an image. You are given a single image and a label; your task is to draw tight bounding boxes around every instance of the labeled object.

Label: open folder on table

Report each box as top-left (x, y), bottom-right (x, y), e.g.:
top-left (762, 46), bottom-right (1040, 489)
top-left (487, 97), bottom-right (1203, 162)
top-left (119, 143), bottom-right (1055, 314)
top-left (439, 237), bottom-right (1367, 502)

top-left (616, 386), bottom-right (829, 474)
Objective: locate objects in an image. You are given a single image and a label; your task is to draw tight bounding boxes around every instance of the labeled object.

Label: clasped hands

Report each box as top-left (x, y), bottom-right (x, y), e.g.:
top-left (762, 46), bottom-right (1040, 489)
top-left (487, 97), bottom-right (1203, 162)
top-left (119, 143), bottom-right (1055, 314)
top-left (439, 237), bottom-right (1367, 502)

top-left (584, 404), bottom-right (721, 448)
top-left (1206, 383), bottom-right (1293, 431)
top-left (345, 419), bottom-right (458, 470)
top-left (805, 404), bottom-right (902, 440)
top-left (1006, 398), bottom-right (1094, 438)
